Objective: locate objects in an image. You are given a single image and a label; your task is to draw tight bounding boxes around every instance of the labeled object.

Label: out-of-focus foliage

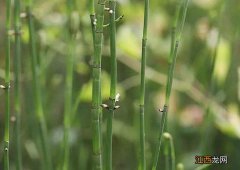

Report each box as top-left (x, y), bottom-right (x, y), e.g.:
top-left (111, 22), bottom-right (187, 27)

top-left (0, 0), bottom-right (239, 169)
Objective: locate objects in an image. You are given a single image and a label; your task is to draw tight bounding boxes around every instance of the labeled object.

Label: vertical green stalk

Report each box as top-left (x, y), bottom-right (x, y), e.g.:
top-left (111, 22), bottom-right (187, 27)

top-left (62, 0), bottom-right (75, 170)
top-left (26, 2), bottom-right (52, 170)
top-left (4, 0), bottom-right (11, 170)
top-left (106, 1), bottom-right (117, 170)
top-left (62, 0), bottom-right (75, 169)
top-left (91, 0), bottom-right (105, 169)
top-left (139, 0), bottom-right (149, 169)
top-left (152, 0), bottom-right (189, 169)
top-left (90, 0), bottom-right (96, 44)
top-left (14, 0), bottom-right (22, 169)
top-left (163, 133), bottom-right (176, 170)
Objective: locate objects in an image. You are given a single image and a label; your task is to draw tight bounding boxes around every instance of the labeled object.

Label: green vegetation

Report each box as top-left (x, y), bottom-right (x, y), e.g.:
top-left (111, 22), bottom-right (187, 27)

top-left (26, 2), bottom-right (52, 169)
top-left (152, 1), bottom-right (189, 169)
top-left (3, 0), bottom-right (11, 170)
top-left (0, 0), bottom-right (240, 170)
top-left (139, 0), bottom-right (149, 169)
top-left (105, 0), bottom-right (118, 170)
top-left (91, 0), bottom-right (105, 169)
top-left (13, 0), bottom-right (22, 169)
top-left (62, 0), bottom-right (76, 169)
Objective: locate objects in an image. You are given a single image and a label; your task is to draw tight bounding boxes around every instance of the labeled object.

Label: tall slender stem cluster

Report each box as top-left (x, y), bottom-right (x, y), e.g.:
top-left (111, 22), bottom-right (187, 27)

top-left (139, 0), bottom-right (149, 169)
top-left (62, 0), bottom-right (75, 169)
top-left (152, 0), bottom-right (189, 169)
top-left (26, 2), bottom-right (52, 170)
top-left (14, 0), bottom-right (22, 169)
top-left (106, 1), bottom-right (117, 170)
top-left (4, 0), bottom-right (12, 170)
top-left (90, 0), bottom-right (105, 169)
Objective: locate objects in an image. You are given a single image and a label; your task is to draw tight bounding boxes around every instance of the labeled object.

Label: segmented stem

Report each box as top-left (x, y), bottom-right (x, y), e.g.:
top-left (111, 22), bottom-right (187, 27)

top-left (4, 0), bottom-right (11, 169)
top-left (152, 0), bottom-right (189, 169)
top-left (26, 5), bottom-right (52, 170)
top-left (14, 0), bottom-right (22, 169)
top-left (91, 0), bottom-right (105, 169)
top-left (139, 0), bottom-right (149, 169)
top-left (106, 1), bottom-right (117, 170)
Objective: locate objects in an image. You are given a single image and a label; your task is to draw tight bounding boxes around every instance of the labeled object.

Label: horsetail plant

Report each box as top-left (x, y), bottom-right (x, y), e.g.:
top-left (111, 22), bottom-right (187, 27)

top-left (104, 0), bottom-right (119, 169)
top-left (62, 0), bottom-right (76, 169)
top-left (90, 0), bottom-right (96, 44)
top-left (90, 0), bottom-right (106, 169)
top-left (13, 0), bottom-right (23, 169)
top-left (3, 0), bottom-right (12, 169)
top-left (26, 2), bottom-right (52, 170)
top-left (163, 133), bottom-right (176, 170)
top-left (152, 0), bottom-right (189, 169)
top-left (139, 0), bottom-right (149, 168)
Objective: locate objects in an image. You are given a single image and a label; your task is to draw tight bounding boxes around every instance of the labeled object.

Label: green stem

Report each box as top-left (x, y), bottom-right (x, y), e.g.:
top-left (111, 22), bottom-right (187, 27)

top-left (152, 0), bottom-right (189, 169)
top-left (106, 106), bottom-right (114, 170)
top-left (152, 105), bottom-right (168, 170)
top-left (90, 0), bottom-right (96, 44)
top-left (62, 0), bottom-right (75, 169)
top-left (14, 0), bottom-right (22, 169)
top-left (109, 2), bottom-right (117, 99)
top-left (106, 1), bottom-right (117, 170)
top-left (163, 133), bottom-right (176, 170)
top-left (139, 0), bottom-right (149, 169)
top-left (26, 5), bottom-right (52, 170)
top-left (91, 0), bottom-right (105, 169)
top-left (4, 0), bottom-right (11, 170)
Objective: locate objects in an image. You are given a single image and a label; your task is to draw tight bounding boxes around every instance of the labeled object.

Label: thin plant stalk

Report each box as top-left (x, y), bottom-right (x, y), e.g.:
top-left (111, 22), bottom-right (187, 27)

top-left (139, 0), bottom-right (149, 168)
top-left (163, 133), bottom-right (176, 170)
top-left (14, 0), bottom-right (22, 169)
top-left (163, 138), bottom-right (169, 170)
top-left (4, 0), bottom-right (11, 169)
top-left (152, 0), bottom-right (189, 169)
top-left (62, 0), bottom-right (76, 169)
top-left (106, 1), bottom-right (117, 170)
top-left (26, 3), bottom-right (52, 170)
top-left (91, 0), bottom-right (105, 169)
top-left (90, 0), bottom-right (96, 45)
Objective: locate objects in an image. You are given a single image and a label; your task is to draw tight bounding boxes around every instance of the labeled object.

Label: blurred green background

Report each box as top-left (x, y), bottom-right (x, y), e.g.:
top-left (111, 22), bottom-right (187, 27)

top-left (0, 0), bottom-right (240, 169)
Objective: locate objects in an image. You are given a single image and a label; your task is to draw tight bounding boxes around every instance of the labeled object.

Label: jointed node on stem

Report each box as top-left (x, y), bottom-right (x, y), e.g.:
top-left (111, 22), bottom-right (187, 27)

top-left (101, 93), bottom-right (121, 111)
top-left (0, 83), bottom-right (11, 90)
